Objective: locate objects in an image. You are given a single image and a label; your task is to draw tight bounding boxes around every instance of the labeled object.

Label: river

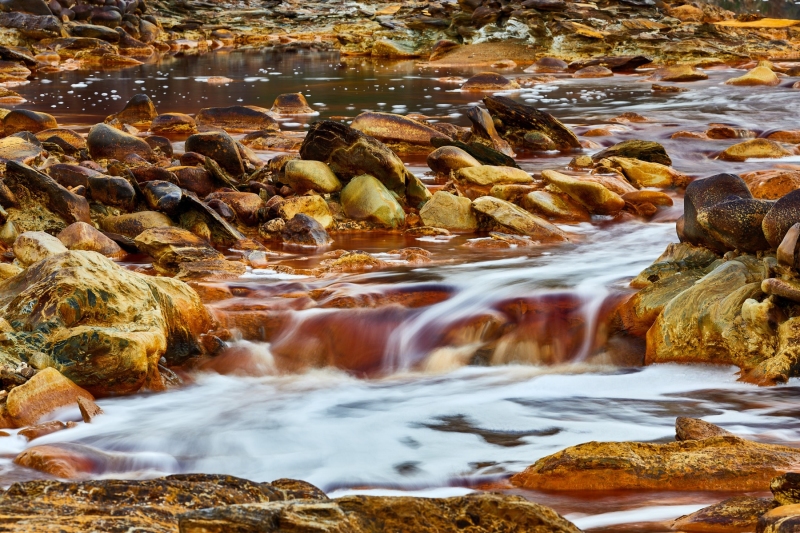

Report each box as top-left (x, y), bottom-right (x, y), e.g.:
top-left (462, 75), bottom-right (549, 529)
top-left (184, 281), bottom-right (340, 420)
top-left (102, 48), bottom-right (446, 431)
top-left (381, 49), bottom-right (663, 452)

top-left (4, 50), bottom-right (800, 529)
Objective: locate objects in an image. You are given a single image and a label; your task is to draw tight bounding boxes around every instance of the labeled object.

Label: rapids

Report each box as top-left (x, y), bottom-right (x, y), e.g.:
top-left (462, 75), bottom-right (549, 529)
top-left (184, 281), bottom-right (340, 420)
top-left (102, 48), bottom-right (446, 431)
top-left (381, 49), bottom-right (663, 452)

top-left (5, 51), bottom-right (800, 528)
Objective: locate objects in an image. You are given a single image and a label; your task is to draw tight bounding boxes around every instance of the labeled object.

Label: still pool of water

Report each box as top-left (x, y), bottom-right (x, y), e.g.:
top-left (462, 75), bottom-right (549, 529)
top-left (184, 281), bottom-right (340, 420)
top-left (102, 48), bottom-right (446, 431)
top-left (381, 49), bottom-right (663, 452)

top-left (5, 50), bottom-right (800, 528)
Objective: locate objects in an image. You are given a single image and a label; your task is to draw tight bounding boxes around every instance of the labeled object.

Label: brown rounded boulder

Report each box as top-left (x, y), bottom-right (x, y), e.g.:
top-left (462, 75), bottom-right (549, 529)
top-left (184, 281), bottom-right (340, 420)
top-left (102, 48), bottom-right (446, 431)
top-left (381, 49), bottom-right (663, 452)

top-left (3, 109), bottom-right (57, 136)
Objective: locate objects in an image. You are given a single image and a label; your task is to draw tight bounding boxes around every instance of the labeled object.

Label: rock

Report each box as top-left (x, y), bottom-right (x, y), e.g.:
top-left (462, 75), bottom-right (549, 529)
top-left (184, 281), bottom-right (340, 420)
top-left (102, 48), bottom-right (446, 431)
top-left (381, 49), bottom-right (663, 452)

top-left (150, 113), bottom-right (198, 136)
top-left (6, 161), bottom-right (91, 225)
top-left (69, 23), bottom-right (119, 42)
top-left (672, 497), bottom-right (777, 532)
top-left (763, 189), bottom-right (800, 248)
top-left (524, 190), bottom-right (591, 221)
top-left (760, 504), bottom-right (800, 533)
top-left (472, 196), bottom-right (567, 241)
top-left (58, 222), bottom-right (124, 259)
top-left (283, 160), bottom-right (342, 194)
top-left (175, 259), bottom-right (246, 281)
top-left (707, 124), bottom-right (756, 140)
top-left (281, 213), bottom-right (331, 247)
top-left (372, 39), bottom-right (422, 58)
top-left (87, 175), bottom-right (136, 210)
top-left (772, 473), bottom-right (800, 505)
top-left (719, 139), bottom-right (791, 162)
top-left (767, 130), bottom-right (800, 144)
top-left (427, 146), bottom-right (481, 174)
top-left (526, 57), bottom-right (568, 73)
top-left (3, 109), bottom-right (56, 136)
top-left (726, 65), bottom-right (780, 86)
top-left (278, 195), bottom-right (334, 229)
top-left (0, 136), bottom-right (42, 166)
top-left (696, 197), bottom-right (772, 253)
top-left (592, 140), bottom-right (672, 165)
top-left (106, 93), bottom-right (157, 128)
top-left (18, 420), bottom-right (75, 441)
top-left (456, 165), bottom-right (533, 186)
top-left (178, 493), bottom-right (581, 533)
top-left (419, 191), bottom-right (478, 231)
top-left (569, 56), bottom-right (652, 72)
top-left (35, 128), bottom-right (86, 153)
top-left (461, 72), bottom-right (520, 91)
top-left (171, 166), bottom-right (215, 197)
top-left (340, 175), bottom-right (405, 229)
top-left (511, 436), bottom-right (800, 491)
top-left (653, 83), bottom-right (689, 93)
top-left (77, 395), bottom-right (103, 423)
top-left (605, 157), bottom-right (689, 188)
top-left (3, 368), bottom-right (93, 428)
top-left (761, 278), bottom-right (800, 303)
top-left (483, 96), bottom-right (580, 152)
top-left (299, 120), bottom-right (411, 195)
top-left (185, 131), bottom-right (245, 177)
top-left (100, 211), bottom-right (175, 238)
top-left (650, 64), bottom-right (708, 82)
top-left (0, 0), bottom-right (51, 15)
top-left (574, 65), bottom-right (613, 78)
top-left (134, 227), bottom-right (224, 275)
top-left (13, 230), bottom-right (68, 267)
top-left (270, 92), bottom-right (315, 115)
top-left (523, 131), bottom-right (557, 151)
top-left (145, 135), bottom-right (174, 157)
top-left (195, 105), bottom-right (279, 133)
top-left (0, 12), bottom-right (61, 39)
top-left (180, 192), bottom-right (246, 245)
top-left (142, 180), bottom-right (182, 215)
top-left (466, 106), bottom-right (515, 157)
top-left (541, 170), bottom-right (625, 215)
top-left (777, 224), bottom-right (800, 268)
top-left (87, 123), bottom-right (154, 161)
top-left (743, 170), bottom-right (800, 200)
top-left (351, 111), bottom-right (451, 152)
top-left (680, 173), bottom-right (753, 251)
top-left (204, 191), bottom-right (265, 226)
top-left (676, 417), bottom-right (734, 441)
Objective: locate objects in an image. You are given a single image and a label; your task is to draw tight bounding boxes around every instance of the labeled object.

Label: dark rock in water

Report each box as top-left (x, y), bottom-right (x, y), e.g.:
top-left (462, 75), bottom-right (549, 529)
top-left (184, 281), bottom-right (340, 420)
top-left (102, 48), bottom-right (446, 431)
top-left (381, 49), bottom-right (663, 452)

top-left (87, 123), bottom-right (154, 161)
top-left (522, 0), bottom-right (567, 11)
top-left (763, 189), bottom-right (800, 248)
top-left (270, 92), bottom-right (315, 115)
top-left (170, 166), bottom-right (214, 197)
top-left (0, 45), bottom-right (36, 66)
top-left (461, 72), bottom-right (520, 91)
top-left (350, 111), bottom-right (451, 150)
top-left (568, 55), bottom-right (652, 72)
top-left (87, 174), bottom-right (136, 210)
top-left (180, 192), bottom-right (246, 245)
top-left (591, 140), bottom-right (672, 166)
top-left (299, 120), bottom-right (411, 194)
top-left (527, 56), bottom-right (568, 73)
top-left (195, 105), bottom-right (279, 132)
top-left (281, 213), bottom-right (331, 247)
top-left (671, 496), bottom-right (777, 533)
top-left (185, 131), bottom-right (245, 177)
top-left (130, 165), bottom-right (178, 185)
top-left (6, 161), bottom-right (91, 224)
top-left (681, 173), bottom-right (752, 252)
top-left (48, 163), bottom-right (102, 189)
top-left (430, 137), bottom-right (518, 167)
top-left (142, 180), bottom-right (182, 215)
top-left (0, 0), bottom-right (52, 16)
top-left (106, 93), bottom-right (157, 127)
top-left (772, 472), bottom-right (800, 505)
top-left (697, 197), bottom-right (772, 253)
top-left (427, 146), bottom-right (481, 174)
top-left (150, 113), bottom-right (197, 136)
top-left (145, 135), bottom-right (173, 157)
top-left (3, 109), bottom-right (57, 136)
top-left (483, 96), bottom-right (580, 152)
top-left (676, 417), bottom-right (734, 441)
top-left (89, 9), bottom-right (121, 28)
top-left (206, 198), bottom-right (235, 220)
top-left (428, 39), bottom-right (459, 61)
top-left (101, 211), bottom-right (175, 238)
top-left (204, 191), bottom-right (265, 226)
top-left (0, 13), bottom-right (61, 39)
top-left (178, 493), bottom-right (581, 533)
top-left (68, 23), bottom-right (119, 41)
top-left (35, 128), bottom-right (86, 154)
top-left (466, 106), bottom-right (514, 157)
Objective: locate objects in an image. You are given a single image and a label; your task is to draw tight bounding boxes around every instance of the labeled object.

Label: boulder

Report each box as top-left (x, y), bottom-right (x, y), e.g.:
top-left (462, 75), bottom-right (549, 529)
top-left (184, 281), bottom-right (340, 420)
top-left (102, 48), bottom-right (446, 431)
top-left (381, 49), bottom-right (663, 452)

top-left (483, 96), bottom-right (580, 152)
top-left (472, 196), bottom-right (568, 241)
top-left (184, 131), bottom-right (245, 176)
top-left (100, 211), bottom-right (175, 238)
top-left (604, 157), bottom-right (688, 188)
top-left (526, 57), bottom-right (568, 73)
top-left (726, 65), bottom-right (780, 86)
top-left (171, 166), bottom-right (215, 197)
top-left (0, 136), bottom-right (43, 165)
top-left (696, 197), bottom-right (772, 252)
top-left (3, 109), bottom-right (57, 136)
top-left (35, 128), bottom-right (86, 153)
top-left (511, 436), bottom-right (800, 491)
top-left (57, 221), bottom-right (125, 259)
top-left (3, 368), bottom-right (93, 428)
top-left (340, 175), bottom-right (405, 229)
top-left (134, 227), bottom-right (224, 275)
top-left (649, 64), bottom-right (708, 82)
top-left (68, 23), bottom-right (119, 42)
top-left (456, 165), bottom-right (533, 186)
top-left (204, 191), bottom-right (265, 226)
top-left (419, 191), bottom-right (478, 231)
top-left (150, 113), bottom-right (198, 136)
top-left (676, 417), bottom-right (734, 441)
top-left (758, 505), bottom-right (800, 533)
top-left (106, 94), bottom-right (157, 128)
top-left (541, 170), bottom-right (625, 215)
top-left (0, 251), bottom-right (213, 395)
top-left (178, 494), bottom-right (581, 533)
top-left (278, 195), bottom-right (334, 229)
top-left (427, 146), bottom-right (481, 174)
top-left (87, 175), bottom-right (136, 210)
top-left (283, 160), bottom-right (342, 194)
top-left (0, 0), bottom-right (52, 15)
top-left (574, 65), bottom-right (613, 78)
top-left (270, 92), bottom-right (315, 115)
top-left (87, 123), bottom-right (154, 161)
top-left (281, 213), bottom-right (331, 247)
top-left (671, 497), bottom-right (777, 532)
top-left (351, 111), bottom-right (450, 152)
top-left (461, 72), bottom-right (520, 91)
top-left (592, 140), bottom-right (672, 165)
top-left (48, 163), bottom-right (101, 189)
top-left (719, 139), bottom-right (791, 162)
top-left (13, 231), bottom-right (68, 266)
top-left (466, 106), bottom-right (514, 157)
top-left (771, 473), bottom-right (800, 505)
top-left (763, 189), bottom-right (800, 248)
top-left (524, 190), bottom-right (590, 221)
top-left (141, 180), bottom-right (182, 215)
top-left (680, 173), bottom-right (753, 252)
top-left (742, 169), bottom-right (800, 199)
top-left (195, 105), bottom-right (279, 133)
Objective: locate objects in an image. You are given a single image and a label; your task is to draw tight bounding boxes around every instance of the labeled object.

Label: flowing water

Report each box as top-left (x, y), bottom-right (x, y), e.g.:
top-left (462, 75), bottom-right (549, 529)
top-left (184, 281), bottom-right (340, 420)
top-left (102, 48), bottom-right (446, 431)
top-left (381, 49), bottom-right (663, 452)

top-left (5, 51), bottom-right (800, 528)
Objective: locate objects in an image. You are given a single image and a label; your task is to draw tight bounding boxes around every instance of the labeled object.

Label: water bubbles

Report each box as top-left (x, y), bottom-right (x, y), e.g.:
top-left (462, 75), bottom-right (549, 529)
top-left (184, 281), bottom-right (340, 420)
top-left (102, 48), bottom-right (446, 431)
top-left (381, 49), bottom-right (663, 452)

top-left (135, 80), bottom-right (145, 84)
top-left (71, 82), bottom-right (88, 88)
